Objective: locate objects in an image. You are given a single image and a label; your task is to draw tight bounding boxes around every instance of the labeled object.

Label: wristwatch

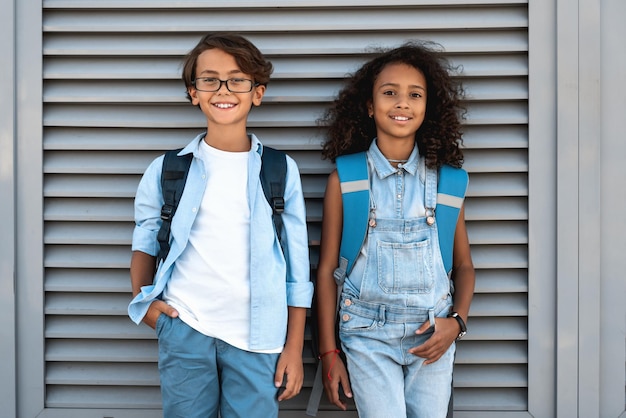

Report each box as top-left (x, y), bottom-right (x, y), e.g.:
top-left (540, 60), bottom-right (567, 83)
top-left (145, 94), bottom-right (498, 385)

top-left (447, 311), bottom-right (467, 340)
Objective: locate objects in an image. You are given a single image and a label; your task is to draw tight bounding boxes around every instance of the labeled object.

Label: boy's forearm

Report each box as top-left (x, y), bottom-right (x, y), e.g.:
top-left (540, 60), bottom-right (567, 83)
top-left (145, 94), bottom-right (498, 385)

top-left (284, 306), bottom-right (307, 352)
top-left (130, 250), bottom-right (157, 297)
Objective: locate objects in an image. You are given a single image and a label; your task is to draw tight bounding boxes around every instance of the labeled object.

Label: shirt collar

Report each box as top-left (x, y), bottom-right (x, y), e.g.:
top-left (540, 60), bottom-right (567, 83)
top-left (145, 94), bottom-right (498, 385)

top-left (178, 132), bottom-right (261, 157)
top-left (367, 139), bottom-right (420, 179)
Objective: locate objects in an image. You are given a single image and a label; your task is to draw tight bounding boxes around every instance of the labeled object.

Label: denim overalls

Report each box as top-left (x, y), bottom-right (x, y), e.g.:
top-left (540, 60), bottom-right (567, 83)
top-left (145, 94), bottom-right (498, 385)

top-left (339, 142), bottom-right (454, 418)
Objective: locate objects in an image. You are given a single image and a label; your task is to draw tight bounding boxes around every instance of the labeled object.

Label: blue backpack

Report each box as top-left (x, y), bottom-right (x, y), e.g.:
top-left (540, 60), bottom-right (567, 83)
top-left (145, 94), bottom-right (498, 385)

top-left (306, 151), bottom-right (468, 416)
top-left (333, 151), bottom-right (468, 283)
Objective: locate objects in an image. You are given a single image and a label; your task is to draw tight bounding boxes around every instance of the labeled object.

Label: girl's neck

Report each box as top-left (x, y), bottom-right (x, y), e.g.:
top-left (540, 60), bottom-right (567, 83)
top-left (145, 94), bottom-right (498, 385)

top-left (376, 137), bottom-right (414, 164)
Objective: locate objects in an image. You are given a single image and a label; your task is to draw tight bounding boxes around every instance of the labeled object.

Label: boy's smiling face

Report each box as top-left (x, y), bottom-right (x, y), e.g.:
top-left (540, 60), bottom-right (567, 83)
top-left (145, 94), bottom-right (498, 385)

top-left (188, 48), bottom-right (265, 131)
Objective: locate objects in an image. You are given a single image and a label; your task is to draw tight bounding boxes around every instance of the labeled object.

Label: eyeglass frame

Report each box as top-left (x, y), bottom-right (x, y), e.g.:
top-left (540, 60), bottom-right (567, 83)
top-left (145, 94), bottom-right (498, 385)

top-left (192, 77), bottom-right (260, 93)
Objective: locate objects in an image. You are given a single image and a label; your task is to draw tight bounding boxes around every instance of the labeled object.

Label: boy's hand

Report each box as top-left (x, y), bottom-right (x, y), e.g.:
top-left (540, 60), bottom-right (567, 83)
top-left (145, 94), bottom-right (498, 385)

top-left (408, 317), bottom-right (458, 364)
top-left (275, 345), bottom-right (304, 401)
top-left (142, 300), bottom-right (178, 329)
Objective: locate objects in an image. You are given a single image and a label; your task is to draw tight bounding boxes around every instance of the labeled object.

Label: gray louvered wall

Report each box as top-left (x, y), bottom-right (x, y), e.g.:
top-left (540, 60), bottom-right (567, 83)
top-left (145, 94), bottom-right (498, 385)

top-left (42, 2), bottom-right (529, 416)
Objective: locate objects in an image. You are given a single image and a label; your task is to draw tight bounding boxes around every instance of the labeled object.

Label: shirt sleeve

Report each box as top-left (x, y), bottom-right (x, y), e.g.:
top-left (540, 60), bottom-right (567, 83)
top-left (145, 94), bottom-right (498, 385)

top-left (132, 155), bottom-right (165, 257)
top-left (281, 156), bottom-right (314, 308)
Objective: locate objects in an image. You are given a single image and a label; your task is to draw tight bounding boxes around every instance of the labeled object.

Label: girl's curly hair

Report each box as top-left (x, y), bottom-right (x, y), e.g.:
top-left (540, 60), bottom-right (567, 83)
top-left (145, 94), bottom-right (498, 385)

top-left (321, 41), bottom-right (465, 169)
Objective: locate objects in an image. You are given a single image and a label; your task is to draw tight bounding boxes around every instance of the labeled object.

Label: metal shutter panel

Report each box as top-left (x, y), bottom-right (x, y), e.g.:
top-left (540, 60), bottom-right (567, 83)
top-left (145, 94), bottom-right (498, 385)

top-left (42, 2), bottom-right (530, 416)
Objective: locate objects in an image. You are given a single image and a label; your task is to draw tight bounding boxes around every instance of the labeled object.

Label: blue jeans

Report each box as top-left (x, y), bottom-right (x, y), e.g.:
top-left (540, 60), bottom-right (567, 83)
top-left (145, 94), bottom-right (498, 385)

top-left (339, 296), bottom-right (455, 418)
top-left (156, 315), bottom-right (280, 418)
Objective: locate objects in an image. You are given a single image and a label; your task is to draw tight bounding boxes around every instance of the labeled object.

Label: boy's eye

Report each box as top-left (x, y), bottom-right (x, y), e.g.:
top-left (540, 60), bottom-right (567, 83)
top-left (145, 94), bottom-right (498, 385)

top-left (230, 78), bottom-right (247, 84)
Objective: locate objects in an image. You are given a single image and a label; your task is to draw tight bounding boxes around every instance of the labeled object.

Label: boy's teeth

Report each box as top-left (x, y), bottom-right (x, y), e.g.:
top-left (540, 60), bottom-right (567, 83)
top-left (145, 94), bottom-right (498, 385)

top-left (215, 103), bottom-right (234, 108)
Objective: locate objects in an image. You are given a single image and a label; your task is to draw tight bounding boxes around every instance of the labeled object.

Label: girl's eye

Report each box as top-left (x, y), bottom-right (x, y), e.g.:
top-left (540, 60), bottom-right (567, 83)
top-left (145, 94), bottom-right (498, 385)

top-left (410, 92), bottom-right (422, 98)
top-left (382, 90), bottom-right (395, 96)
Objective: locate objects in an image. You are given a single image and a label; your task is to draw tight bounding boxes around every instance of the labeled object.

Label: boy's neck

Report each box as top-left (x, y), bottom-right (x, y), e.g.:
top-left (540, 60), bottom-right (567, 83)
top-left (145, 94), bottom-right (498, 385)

top-left (204, 126), bottom-right (251, 152)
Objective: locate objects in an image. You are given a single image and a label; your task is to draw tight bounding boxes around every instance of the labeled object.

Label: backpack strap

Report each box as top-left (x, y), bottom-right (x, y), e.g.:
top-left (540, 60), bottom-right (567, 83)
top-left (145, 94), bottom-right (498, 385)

top-left (157, 149), bottom-right (193, 264)
top-left (260, 146), bottom-right (287, 246)
top-left (437, 165), bottom-right (469, 274)
top-left (333, 152), bottom-right (370, 286)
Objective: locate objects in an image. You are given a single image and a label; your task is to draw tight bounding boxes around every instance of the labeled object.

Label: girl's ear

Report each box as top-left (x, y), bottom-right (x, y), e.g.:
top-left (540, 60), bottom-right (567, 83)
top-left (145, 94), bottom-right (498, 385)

top-left (252, 84), bottom-right (266, 106)
top-left (367, 101), bottom-right (373, 117)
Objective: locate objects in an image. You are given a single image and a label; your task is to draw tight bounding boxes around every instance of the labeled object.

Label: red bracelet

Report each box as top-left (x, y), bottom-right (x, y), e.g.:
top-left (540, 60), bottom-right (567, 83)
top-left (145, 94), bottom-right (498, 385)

top-left (318, 349), bottom-right (340, 381)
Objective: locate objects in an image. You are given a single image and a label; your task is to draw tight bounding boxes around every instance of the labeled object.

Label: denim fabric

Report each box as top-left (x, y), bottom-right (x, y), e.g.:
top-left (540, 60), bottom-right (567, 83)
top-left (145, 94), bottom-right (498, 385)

top-left (340, 140), bottom-right (454, 417)
top-left (156, 315), bottom-right (280, 418)
top-left (129, 133), bottom-right (313, 350)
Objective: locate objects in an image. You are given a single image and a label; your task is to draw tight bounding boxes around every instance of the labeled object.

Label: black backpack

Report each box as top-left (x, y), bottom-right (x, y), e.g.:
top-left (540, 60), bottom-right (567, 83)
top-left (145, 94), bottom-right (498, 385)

top-left (156, 146), bottom-right (287, 264)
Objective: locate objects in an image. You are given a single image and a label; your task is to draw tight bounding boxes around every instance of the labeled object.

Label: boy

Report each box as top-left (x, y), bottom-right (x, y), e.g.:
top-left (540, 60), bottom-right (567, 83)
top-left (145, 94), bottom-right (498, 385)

top-left (128, 33), bottom-right (313, 418)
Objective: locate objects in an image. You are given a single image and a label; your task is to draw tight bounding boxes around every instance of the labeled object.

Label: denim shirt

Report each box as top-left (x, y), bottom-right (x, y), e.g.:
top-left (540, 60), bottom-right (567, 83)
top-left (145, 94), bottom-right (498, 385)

top-left (128, 133), bottom-right (313, 350)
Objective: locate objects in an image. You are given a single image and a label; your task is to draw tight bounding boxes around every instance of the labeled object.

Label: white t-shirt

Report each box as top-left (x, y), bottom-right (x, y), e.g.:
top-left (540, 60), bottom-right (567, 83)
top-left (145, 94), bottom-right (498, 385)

top-left (163, 140), bottom-right (270, 352)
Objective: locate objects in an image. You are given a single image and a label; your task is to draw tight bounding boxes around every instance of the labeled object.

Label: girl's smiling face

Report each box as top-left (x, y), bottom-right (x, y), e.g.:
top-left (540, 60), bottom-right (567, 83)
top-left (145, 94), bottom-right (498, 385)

top-left (368, 62), bottom-right (427, 144)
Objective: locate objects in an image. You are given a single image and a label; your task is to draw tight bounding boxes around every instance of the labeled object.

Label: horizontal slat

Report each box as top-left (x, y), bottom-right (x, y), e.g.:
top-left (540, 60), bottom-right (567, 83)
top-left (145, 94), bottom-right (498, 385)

top-left (465, 197), bottom-right (528, 221)
top-left (467, 173), bottom-right (527, 197)
top-left (42, 102), bottom-right (527, 128)
top-left (454, 387), bottom-right (527, 410)
top-left (43, 30), bottom-right (528, 56)
top-left (45, 269), bottom-right (131, 293)
top-left (43, 149), bottom-right (526, 176)
top-left (43, 127), bottom-right (326, 151)
top-left (46, 315), bottom-right (155, 339)
top-left (45, 245), bottom-right (131, 268)
top-left (45, 222), bottom-right (132, 245)
top-left (43, 54), bottom-right (528, 80)
top-left (455, 341), bottom-right (527, 364)
top-left (454, 364), bottom-right (527, 387)
top-left (47, 363), bottom-right (159, 386)
top-left (43, 0), bottom-right (529, 8)
top-left (43, 7), bottom-right (527, 32)
top-left (469, 293), bottom-right (527, 317)
top-left (474, 269), bottom-right (528, 293)
top-left (470, 244), bottom-right (527, 269)
top-left (43, 77), bottom-right (527, 103)
top-left (44, 173), bottom-right (329, 198)
top-left (46, 293), bottom-right (131, 315)
top-left (45, 198), bottom-right (134, 221)
top-left (43, 149), bottom-right (334, 174)
top-left (42, 125), bottom-right (527, 152)
top-left (467, 220), bottom-right (528, 245)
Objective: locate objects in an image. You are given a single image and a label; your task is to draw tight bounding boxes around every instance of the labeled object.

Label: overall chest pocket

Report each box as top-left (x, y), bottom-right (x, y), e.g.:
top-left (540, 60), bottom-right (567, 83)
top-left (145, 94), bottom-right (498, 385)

top-left (376, 239), bottom-right (434, 294)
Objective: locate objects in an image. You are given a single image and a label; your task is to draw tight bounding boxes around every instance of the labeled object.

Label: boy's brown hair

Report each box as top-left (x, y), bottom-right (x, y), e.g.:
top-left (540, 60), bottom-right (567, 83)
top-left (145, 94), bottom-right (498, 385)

top-left (181, 32), bottom-right (274, 102)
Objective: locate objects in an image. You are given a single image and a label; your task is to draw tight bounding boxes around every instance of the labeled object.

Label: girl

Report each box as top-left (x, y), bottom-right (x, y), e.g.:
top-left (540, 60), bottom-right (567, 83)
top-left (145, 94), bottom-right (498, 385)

top-left (315, 42), bottom-right (475, 417)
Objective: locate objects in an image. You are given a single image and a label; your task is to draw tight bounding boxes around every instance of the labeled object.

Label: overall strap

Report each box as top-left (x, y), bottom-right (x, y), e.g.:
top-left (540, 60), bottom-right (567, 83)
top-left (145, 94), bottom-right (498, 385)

top-left (157, 149), bottom-right (193, 264)
top-left (333, 152), bottom-right (370, 286)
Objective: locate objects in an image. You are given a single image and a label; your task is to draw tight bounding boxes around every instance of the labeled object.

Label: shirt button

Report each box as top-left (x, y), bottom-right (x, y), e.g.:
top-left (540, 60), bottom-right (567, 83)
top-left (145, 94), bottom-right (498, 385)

top-left (192, 207), bottom-right (197, 212)
top-left (397, 194), bottom-right (402, 199)
top-left (342, 314), bottom-right (350, 322)
top-left (344, 299), bottom-right (352, 307)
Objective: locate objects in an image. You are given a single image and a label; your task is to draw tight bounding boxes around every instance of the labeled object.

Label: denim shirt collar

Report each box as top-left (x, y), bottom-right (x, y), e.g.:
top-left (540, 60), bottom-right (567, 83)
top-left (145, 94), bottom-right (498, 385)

top-left (178, 132), bottom-right (263, 158)
top-left (368, 139), bottom-right (420, 179)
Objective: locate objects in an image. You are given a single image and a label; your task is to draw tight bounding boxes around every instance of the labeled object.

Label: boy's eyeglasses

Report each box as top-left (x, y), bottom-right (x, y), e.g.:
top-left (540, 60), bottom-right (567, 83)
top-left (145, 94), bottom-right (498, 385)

top-left (192, 77), bottom-right (258, 93)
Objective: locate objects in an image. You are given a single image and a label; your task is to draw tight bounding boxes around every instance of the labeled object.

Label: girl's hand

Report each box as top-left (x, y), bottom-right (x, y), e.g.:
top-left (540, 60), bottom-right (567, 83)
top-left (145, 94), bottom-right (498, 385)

top-left (408, 317), bottom-right (459, 365)
top-left (321, 354), bottom-right (353, 410)
top-left (142, 300), bottom-right (178, 330)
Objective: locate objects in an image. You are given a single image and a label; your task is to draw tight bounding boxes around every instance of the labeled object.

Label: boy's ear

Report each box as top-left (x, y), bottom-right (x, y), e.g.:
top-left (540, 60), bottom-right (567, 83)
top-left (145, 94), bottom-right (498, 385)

top-left (252, 84), bottom-right (266, 106)
top-left (188, 86), bottom-right (200, 105)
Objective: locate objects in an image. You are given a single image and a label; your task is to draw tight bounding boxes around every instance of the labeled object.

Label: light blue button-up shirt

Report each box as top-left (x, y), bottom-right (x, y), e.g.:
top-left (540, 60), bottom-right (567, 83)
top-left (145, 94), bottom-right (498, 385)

top-left (128, 133), bottom-right (313, 350)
